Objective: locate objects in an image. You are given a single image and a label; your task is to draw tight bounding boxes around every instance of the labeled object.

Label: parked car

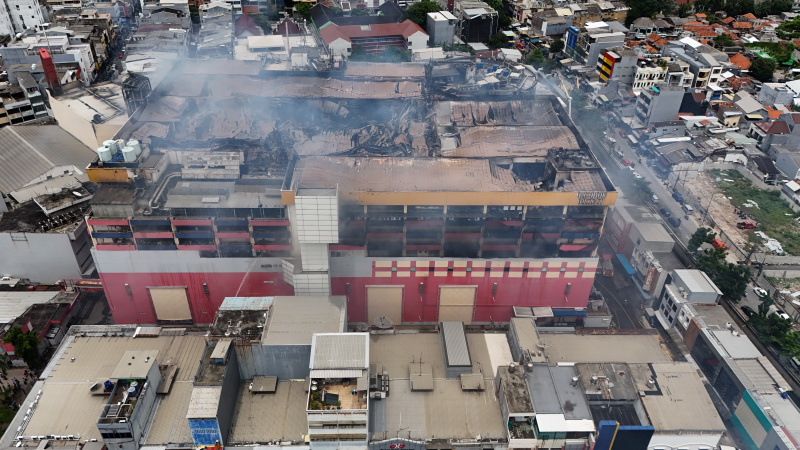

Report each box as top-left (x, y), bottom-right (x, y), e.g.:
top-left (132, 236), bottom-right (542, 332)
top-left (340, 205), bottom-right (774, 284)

top-left (632, 172), bottom-right (642, 179)
top-left (667, 217), bottom-right (681, 227)
top-left (753, 287), bottom-right (767, 297)
top-left (659, 207), bottom-right (671, 217)
top-left (737, 221), bottom-right (757, 229)
top-left (622, 159), bottom-right (632, 167)
top-left (712, 238), bottom-right (727, 250)
top-left (775, 309), bottom-right (791, 321)
top-left (672, 192), bottom-right (683, 203)
top-left (619, 130), bottom-right (627, 138)
top-left (741, 305), bottom-right (756, 318)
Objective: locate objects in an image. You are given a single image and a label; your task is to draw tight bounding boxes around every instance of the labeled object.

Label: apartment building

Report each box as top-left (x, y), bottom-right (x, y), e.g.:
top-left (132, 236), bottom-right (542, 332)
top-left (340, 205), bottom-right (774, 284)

top-left (565, 22), bottom-right (625, 66)
top-left (0, 0), bottom-right (46, 36)
top-left (634, 85), bottom-right (684, 127)
top-left (0, 33), bottom-right (97, 84)
top-left (663, 37), bottom-right (728, 90)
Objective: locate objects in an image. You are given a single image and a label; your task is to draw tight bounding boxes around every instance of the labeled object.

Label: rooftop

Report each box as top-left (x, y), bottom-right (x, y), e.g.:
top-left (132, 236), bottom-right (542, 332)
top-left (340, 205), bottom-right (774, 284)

top-left (229, 380), bottom-right (308, 444)
top-left (369, 333), bottom-right (506, 442)
top-left (673, 269), bottom-right (723, 296)
top-left (543, 333), bottom-right (673, 363)
top-left (310, 333), bottom-right (369, 371)
top-left (110, 350), bottom-right (158, 379)
top-left (8, 332), bottom-right (206, 444)
top-left (262, 296), bottom-right (346, 346)
top-left (630, 362), bottom-right (725, 432)
top-left (0, 126), bottom-right (97, 195)
top-left (0, 291), bottom-right (72, 324)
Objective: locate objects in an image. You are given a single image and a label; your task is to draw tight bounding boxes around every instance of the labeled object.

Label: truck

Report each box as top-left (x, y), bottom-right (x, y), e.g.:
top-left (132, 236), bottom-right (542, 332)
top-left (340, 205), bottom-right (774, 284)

top-left (600, 254), bottom-right (614, 277)
top-left (672, 192), bottom-right (684, 203)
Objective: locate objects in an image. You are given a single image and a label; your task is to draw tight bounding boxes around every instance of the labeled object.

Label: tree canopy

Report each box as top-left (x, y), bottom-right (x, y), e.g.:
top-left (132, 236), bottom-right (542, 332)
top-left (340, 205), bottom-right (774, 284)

top-left (624, 0), bottom-right (675, 27)
top-left (714, 33), bottom-right (734, 49)
top-left (695, 247), bottom-right (751, 301)
top-left (3, 326), bottom-right (39, 368)
top-left (755, 0), bottom-right (792, 17)
top-left (488, 32), bottom-right (510, 49)
top-left (749, 56), bottom-right (777, 82)
top-left (295, 2), bottom-right (313, 18)
top-left (688, 227), bottom-right (716, 252)
top-left (725, 0), bottom-right (755, 17)
top-left (351, 8), bottom-right (369, 16)
top-left (405, 0), bottom-right (441, 28)
top-left (550, 38), bottom-right (565, 54)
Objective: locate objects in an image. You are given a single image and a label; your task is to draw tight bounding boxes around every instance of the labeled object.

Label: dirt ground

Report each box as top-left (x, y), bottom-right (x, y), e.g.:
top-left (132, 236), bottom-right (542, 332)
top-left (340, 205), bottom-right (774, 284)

top-left (683, 172), bottom-right (750, 251)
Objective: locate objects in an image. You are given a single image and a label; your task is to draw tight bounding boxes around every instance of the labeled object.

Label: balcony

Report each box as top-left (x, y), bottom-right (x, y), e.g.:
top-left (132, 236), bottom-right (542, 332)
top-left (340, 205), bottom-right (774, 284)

top-left (92, 231), bottom-right (134, 239)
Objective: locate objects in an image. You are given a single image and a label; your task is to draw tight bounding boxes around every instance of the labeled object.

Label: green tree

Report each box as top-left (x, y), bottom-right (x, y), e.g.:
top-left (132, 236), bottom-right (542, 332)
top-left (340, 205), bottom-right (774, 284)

top-left (633, 178), bottom-right (654, 202)
top-left (625, 0), bottom-right (675, 27)
top-left (329, 6), bottom-right (344, 15)
top-left (405, 0), bottom-right (441, 28)
top-left (488, 32), bottom-right (509, 49)
top-left (755, 0), bottom-right (792, 16)
top-left (676, 2), bottom-right (692, 17)
top-left (726, 0), bottom-right (755, 17)
top-left (485, 0), bottom-right (505, 14)
top-left (250, 13), bottom-right (271, 33)
top-left (695, 247), bottom-right (751, 301)
top-left (3, 327), bottom-right (39, 368)
top-left (688, 227), bottom-right (716, 252)
top-left (756, 289), bottom-right (774, 318)
top-left (714, 33), bottom-right (734, 49)
top-left (351, 8), bottom-right (369, 16)
top-left (751, 314), bottom-right (793, 344)
top-left (550, 38), bottom-right (564, 54)
top-left (526, 48), bottom-right (544, 63)
top-left (750, 56), bottom-right (777, 81)
top-left (295, 2), bottom-right (313, 18)
top-left (780, 331), bottom-right (800, 358)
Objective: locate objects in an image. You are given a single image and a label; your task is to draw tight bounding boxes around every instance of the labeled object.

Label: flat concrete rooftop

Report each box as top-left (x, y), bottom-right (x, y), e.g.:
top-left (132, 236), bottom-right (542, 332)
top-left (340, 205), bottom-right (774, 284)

top-left (542, 333), bottom-right (674, 363)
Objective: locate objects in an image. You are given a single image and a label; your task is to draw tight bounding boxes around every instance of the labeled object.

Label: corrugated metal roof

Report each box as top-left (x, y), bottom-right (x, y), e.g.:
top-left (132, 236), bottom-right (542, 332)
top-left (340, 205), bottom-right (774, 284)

top-left (310, 333), bottom-right (369, 370)
top-left (219, 296), bottom-right (274, 311)
top-left (309, 369), bottom-right (363, 378)
top-left (0, 126), bottom-right (97, 194)
top-left (441, 321), bottom-right (471, 367)
top-left (0, 291), bottom-right (60, 323)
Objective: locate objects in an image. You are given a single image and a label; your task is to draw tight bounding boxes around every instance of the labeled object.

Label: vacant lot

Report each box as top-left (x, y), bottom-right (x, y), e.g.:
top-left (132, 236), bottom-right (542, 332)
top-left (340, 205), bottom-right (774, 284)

top-left (712, 169), bottom-right (800, 255)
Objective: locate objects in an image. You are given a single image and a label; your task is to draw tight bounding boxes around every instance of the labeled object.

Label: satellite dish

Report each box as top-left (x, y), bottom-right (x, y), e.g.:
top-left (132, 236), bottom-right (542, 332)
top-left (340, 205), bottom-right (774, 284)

top-left (374, 316), bottom-right (394, 329)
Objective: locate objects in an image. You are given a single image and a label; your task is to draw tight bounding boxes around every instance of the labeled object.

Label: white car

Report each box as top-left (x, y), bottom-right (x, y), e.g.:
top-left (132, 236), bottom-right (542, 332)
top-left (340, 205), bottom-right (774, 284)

top-left (632, 172), bottom-right (642, 179)
top-left (754, 287), bottom-right (768, 297)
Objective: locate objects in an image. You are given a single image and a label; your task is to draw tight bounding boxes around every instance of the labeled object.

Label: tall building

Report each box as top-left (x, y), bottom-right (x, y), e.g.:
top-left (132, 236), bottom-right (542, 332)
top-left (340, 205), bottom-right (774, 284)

top-left (0, 0), bottom-right (46, 36)
top-left (84, 60), bottom-right (616, 326)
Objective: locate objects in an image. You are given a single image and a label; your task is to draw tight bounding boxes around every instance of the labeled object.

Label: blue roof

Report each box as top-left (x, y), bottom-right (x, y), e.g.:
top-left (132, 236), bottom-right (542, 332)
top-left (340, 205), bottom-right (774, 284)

top-left (616, 254), bottom-right (635, 275)
top-left (552, 309), bottom-right (587, 316)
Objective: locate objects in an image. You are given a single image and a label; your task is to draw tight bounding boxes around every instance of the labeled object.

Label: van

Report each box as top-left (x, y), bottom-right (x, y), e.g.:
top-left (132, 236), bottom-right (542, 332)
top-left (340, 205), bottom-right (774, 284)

top-left (682, 204), bottom-right (694, 214)
top-left (652, 195), bottom-right (659, 204)
top-left (791, 356), bottom-right (800, 372)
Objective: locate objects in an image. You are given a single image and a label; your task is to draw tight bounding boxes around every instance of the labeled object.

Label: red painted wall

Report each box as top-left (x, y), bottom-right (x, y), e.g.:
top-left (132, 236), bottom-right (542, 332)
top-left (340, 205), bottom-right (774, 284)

top-left (99, 271), bottom-right (294, 324)
top-left (330, 260), bottom-right (597, 324)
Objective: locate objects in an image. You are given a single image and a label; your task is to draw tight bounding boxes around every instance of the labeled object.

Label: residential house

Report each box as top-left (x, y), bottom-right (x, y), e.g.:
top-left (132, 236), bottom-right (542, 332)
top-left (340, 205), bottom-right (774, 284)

top-left (596, 45), bottom-right (637, 83)
top-left (319, 20), bottom-right (428, 59)
top-left (427, 11), bottom-right (457, 45)
top-left (759, 82), bottom-right (795, 107)
top-left (654, 269), bottom-right (722, 329)
top-left (775, 151), bottom-right (800, 180)
top-left (748, 153), bottom-right (783, 184)
top-left (454, 0), bottom-right (499, 43)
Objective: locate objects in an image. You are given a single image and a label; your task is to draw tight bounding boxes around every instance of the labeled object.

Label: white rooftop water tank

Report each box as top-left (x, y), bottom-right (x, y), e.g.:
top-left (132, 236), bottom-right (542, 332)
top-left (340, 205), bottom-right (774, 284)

top-left (103, 140), bottom-right (118, 153)
top-left (97, 146), bottom-right (112, 162)
top-left (121, 146), bottom-right (137, 162)
top-left (126, 139), bottom-right (142, 157)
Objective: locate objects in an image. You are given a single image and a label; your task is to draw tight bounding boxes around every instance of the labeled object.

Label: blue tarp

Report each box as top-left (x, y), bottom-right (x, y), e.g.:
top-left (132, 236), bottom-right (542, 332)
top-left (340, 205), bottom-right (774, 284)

top-left (616, 254), bottom-right (635, 275)
top-left (552, 310), bottom-right (587, 316)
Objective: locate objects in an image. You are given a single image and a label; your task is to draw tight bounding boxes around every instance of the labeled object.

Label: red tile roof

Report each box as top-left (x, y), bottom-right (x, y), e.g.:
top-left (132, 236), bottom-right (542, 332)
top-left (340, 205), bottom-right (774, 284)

top-left (696, 29), bottom-right (717, 37)
top-left (319, 19), bottom-right (427, 46)
top-left (733, 22), bottom-right (752, 29)
top-left (234, 13), bottom-right (263, 37)
top-left (729, 52), bottom-right (752, 70)
top-left (721, 17), bottom-right (735, 24)
top-left (742, 12), bottom-right (757, 20)
top-left (765, 106), bottom-right (783, 119)
top-left (756, 121), bottom-right (790, 134)
top-left (695, 13), bottom-right (707, 18)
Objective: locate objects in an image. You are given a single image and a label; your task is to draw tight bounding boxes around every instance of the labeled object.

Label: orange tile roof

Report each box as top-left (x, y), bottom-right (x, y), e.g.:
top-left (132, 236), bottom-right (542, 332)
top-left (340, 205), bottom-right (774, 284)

top-left (684, 21), bottom-right (706, 26)
top-left (646, 44), bottom-right (659, 53)
top-left (695, 13), bottom-right (707, 18)
top-left (721, 17), bottom-right (735, 23)
top-left (729, 52), bottom-right (752, 70)
top-left (765, 106), bottom-right (783, 119)
top-left (742, 12), bottom-right (757, 20)
top-left (646, 32), bottom-right (661, 41)
top-left (733, 22), bottom-right (752, 29)
top-left (696, 29), bottom-right (717, 37)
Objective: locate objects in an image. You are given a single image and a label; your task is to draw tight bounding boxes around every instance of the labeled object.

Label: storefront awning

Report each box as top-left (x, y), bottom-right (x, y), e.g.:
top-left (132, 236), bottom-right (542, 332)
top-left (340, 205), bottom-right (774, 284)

top-left (559, 244), bottom-right (588, 251)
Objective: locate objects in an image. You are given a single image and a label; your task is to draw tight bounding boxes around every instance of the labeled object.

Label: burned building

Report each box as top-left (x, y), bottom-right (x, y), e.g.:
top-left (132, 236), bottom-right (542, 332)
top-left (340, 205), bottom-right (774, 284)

top-left (85, 59), bottom-right (616, 326)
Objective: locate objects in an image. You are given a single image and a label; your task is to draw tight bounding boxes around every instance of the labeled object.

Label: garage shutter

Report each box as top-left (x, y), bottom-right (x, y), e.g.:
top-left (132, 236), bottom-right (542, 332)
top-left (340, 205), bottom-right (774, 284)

top-left (438, 286), bottom-right (476, 324)
top-left (366, 286), bottom-right (403, 325)
top-left (148, 287), bottom-right (192, 322)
